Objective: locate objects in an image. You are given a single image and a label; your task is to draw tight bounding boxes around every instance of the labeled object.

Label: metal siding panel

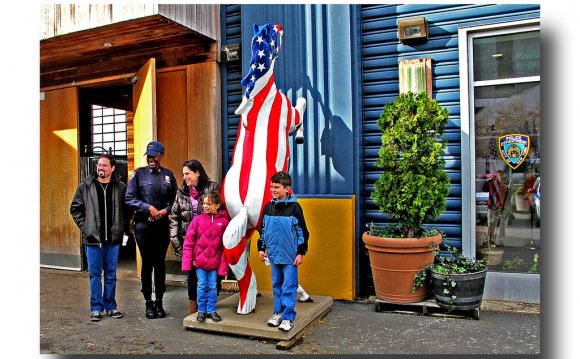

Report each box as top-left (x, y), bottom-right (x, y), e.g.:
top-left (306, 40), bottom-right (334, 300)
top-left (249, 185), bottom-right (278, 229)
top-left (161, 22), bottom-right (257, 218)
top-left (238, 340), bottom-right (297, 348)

top-left (221, 3), bottom-right (540, 297)
top-left (221, 5), bottom-right (242, 173)
top-left (228, 4), bottom-right (355, 195)
top-left (359, 4), bottom-right (540, 266)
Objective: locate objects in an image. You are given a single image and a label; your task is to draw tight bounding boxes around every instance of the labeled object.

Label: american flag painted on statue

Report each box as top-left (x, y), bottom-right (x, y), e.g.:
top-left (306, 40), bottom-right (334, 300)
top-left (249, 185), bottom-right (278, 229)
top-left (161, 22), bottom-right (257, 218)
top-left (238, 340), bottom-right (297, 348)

top-left (242, 23), bottom-right (283, 98)
top-left (221, 23), bottom-right (306, 314)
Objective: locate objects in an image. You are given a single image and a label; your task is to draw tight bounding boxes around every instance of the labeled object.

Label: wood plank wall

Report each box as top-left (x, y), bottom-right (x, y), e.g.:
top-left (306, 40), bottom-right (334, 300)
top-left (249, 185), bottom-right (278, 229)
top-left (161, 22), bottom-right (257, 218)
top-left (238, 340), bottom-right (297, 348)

top-left (41, 4), bottom-right (219, 41)
top-left (127, 112), bottom-right (135, 174)
top-left (40, 87), bottom-right (81, 268)
top-left (158, 4), bottom-right (220, 41)
top-left (40, 4), bottom-right (156, 39)
top-left (156, 62), bottom-right (222, 187)
top-left (156, 69), bottom-right (188, 177)
top-left (39, 61), bottom-right (221, 269)
top-left (156, 63), bottom-right (222, 264)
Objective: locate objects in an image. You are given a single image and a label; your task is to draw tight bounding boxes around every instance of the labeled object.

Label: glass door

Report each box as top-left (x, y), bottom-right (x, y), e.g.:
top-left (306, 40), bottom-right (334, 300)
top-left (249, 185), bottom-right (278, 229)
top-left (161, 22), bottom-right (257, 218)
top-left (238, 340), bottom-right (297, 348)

top-left (471, 28), bottom-right (540, 274)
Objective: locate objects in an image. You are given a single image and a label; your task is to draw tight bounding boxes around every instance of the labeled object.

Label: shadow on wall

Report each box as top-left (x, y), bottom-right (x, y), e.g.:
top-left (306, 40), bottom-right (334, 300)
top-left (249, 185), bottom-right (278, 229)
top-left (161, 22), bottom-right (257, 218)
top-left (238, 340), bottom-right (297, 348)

top-left (320, 115), bottom-right (353, 186)
top-left (293, 75), bottom-right (353, 192)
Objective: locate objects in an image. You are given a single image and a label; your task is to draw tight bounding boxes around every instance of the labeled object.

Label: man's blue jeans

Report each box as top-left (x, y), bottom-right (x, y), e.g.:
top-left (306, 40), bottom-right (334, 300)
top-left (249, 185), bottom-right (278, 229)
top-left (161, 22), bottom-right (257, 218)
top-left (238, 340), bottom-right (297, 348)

top-left (85, 243), bottom-right (120, 312)
top-left (196, 268), bottom-right (218, 313)
top-left (271, 263), bottom-right (298, 321)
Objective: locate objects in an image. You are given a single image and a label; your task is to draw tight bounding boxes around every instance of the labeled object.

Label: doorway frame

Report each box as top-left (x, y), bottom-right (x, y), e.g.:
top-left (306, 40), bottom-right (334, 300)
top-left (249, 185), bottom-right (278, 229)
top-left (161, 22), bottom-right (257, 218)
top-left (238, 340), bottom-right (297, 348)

top-left (459, 18), bottom-right (540, 303)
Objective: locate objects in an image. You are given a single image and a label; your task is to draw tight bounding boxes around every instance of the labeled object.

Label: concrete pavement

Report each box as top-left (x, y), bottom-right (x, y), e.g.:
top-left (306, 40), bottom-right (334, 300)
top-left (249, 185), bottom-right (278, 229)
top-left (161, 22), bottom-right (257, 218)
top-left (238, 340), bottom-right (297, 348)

top-left (40, 267), bottom-right (540, 355)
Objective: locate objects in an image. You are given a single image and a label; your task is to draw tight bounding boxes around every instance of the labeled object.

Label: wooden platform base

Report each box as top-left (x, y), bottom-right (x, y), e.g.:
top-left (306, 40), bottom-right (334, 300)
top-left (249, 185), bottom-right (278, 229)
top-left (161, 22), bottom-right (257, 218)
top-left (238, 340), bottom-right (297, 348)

top-left (374, 298), bottom-right (481, 320)
top-left (183, 292), bottom-right (333, 349)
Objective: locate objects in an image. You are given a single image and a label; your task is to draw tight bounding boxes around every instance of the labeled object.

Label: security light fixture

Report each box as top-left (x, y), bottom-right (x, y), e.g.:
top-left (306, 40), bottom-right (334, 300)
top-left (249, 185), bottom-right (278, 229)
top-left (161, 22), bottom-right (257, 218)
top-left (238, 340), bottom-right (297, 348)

top-left (398, 18), bottom-right (428, 42)
top-left (219, 43), bottom-right (241, 63)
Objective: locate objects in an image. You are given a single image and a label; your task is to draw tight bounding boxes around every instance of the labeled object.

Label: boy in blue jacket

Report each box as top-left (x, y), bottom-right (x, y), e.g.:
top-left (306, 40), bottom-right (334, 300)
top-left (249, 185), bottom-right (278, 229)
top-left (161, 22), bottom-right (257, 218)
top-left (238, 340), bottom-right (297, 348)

top-left (257, 171), bottom-right (309, 332)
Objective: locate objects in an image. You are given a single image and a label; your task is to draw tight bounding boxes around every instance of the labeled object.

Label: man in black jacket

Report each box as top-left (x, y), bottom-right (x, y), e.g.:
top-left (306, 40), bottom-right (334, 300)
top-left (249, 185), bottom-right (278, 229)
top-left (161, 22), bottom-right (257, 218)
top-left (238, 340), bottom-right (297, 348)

top-left (70, 154), bottom-right (128, 322)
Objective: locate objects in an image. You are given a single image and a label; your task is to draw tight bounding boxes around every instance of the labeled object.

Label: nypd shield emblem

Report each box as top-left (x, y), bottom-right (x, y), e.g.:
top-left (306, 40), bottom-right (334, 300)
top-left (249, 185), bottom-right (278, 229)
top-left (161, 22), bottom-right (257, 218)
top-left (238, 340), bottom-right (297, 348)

top-left (498, 134), bottom-right (530, 170)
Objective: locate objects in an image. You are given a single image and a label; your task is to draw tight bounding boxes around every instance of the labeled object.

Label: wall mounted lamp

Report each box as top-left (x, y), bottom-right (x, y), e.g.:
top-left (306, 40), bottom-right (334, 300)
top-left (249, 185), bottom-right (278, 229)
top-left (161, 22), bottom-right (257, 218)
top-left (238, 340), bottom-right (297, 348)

top-left (398, 17), bottom-right (429, 42)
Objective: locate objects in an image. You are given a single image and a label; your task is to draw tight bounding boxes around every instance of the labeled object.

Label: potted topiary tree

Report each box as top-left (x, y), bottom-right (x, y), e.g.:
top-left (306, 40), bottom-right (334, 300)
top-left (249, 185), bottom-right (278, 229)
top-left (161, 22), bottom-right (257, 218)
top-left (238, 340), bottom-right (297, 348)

top-left (363, 92), bottom-right (450, 303)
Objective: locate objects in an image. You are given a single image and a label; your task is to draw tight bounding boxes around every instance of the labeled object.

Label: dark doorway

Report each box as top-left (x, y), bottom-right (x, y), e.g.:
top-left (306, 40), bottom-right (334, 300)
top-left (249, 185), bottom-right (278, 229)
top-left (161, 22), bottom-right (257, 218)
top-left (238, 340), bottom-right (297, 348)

top-left (78, 84), bottom-right (136, 271)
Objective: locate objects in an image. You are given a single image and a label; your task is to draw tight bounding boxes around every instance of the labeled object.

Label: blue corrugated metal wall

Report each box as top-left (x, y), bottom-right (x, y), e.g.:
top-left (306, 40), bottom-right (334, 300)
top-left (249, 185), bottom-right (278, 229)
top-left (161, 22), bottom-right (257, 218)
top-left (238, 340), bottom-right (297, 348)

top-left (221, 4), bottom-right (356, 196)
top-left (220, 4), bottom-right (243, 178)
top-left (360, 4), bottom-right (541, 244)
top-left (358, 3), bottom-right (539, 295)
top-left (222, 3), bottom-right (540, 297)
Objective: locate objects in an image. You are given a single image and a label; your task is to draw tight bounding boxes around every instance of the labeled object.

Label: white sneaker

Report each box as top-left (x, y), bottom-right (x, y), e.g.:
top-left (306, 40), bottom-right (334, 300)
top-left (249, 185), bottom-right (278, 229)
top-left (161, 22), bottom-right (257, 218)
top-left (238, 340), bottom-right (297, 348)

top-left (267, 313), bottom-right (282, 327)
top-left (278, 319), bottom-right (294, 331)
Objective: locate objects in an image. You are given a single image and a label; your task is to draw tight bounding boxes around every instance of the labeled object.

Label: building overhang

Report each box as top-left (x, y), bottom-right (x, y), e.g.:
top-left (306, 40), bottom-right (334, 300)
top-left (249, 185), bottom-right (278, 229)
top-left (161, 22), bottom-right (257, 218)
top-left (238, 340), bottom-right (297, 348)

top-left (40, 15), bottom-right (216, 89)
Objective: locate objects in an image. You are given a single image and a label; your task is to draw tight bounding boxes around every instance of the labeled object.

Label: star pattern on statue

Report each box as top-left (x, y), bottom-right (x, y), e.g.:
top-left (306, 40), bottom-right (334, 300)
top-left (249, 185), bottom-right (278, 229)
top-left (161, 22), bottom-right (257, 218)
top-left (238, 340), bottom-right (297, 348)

top-left (241, 23), bottom-right (285, 98)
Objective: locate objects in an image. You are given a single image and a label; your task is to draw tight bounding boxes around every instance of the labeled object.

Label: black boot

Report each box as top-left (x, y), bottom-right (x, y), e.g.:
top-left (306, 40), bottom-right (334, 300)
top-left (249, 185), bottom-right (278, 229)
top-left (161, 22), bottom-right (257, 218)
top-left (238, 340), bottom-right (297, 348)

top-left (196, 312), bottom-right (206, 322)
top-left (154, 299), bottom-right (166, 318)
top-left (145, 300), bottom-right (156, 319)
top-left (207, 312), bottom-right (222, 322)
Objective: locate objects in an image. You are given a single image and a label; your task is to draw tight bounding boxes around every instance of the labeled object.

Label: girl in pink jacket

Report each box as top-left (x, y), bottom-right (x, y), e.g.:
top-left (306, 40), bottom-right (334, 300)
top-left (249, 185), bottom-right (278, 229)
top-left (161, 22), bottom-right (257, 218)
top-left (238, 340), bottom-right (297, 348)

top-left (182, 192), bottom-right (229, 322)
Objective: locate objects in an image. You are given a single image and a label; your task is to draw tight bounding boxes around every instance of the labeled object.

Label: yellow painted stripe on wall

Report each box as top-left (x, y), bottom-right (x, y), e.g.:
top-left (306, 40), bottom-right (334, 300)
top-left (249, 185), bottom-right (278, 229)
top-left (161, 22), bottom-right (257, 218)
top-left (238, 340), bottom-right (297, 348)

top-left (248, 196), bottom-right (356, 300)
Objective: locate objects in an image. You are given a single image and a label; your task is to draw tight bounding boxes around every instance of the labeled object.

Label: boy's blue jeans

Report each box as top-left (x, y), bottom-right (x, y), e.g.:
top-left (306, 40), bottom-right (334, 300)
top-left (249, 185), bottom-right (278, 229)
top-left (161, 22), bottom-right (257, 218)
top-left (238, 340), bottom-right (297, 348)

top-left (85, 243), bottom-right (120, 312)
top-left (271, 263), bottom-right (298, 321)
top-left (196, 268), bottom-right (218, 313)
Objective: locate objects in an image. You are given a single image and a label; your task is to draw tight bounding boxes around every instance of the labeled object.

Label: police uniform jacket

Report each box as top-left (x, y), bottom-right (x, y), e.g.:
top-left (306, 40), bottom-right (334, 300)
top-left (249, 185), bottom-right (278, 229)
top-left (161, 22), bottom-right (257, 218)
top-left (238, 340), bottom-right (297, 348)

top-left (125, 166), bottom-right (178, 221)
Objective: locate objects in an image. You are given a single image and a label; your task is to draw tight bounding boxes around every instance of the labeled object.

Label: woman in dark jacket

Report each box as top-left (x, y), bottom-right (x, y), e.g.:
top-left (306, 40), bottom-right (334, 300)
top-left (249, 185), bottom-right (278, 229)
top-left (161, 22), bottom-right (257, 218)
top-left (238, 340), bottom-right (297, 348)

top-left (169, 159), bottom-right (221, 314)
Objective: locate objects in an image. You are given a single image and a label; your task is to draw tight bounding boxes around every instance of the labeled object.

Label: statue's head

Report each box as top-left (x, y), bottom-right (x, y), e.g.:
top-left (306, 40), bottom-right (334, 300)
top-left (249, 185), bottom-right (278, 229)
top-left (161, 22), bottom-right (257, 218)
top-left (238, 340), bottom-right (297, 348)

top-left (241, 23), bottom-right (283, 98)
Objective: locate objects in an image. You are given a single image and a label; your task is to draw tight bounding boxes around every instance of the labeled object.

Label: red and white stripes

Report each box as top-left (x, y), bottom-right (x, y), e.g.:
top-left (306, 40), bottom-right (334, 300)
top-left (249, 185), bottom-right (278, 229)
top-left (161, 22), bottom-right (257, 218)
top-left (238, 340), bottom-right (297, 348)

top-left (222, 59), bottom-right (306, 314)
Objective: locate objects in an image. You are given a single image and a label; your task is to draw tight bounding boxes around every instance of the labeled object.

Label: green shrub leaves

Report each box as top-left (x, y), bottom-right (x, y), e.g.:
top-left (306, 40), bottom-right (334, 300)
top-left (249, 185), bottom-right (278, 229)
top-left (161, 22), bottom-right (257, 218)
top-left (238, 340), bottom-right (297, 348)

top-left (371, 92), bottom-right (450, 238)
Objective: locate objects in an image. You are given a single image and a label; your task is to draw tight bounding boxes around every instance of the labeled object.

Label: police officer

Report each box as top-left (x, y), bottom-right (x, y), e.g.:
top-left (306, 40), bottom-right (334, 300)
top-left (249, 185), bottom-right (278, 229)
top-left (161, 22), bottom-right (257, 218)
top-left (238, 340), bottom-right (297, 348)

top-left (126, 141), bottom-right (178, 319)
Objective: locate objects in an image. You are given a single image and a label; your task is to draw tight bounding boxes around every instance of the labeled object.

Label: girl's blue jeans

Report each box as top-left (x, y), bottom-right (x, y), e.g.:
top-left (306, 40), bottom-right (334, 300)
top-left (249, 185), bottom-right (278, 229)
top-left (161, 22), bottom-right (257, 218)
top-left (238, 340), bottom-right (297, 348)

top-left (196, 268), bottom-right (218, 313)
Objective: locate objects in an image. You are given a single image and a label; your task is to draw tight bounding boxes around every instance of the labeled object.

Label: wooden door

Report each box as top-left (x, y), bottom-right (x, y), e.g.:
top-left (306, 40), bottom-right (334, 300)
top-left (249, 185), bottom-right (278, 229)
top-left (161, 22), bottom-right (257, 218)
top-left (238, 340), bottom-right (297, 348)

top-left (131, 58), bottom-right (157, 173)
top-left (40, 87), bottom-right (81, 269)
top-left (131, 58), bottom-right (157, 274)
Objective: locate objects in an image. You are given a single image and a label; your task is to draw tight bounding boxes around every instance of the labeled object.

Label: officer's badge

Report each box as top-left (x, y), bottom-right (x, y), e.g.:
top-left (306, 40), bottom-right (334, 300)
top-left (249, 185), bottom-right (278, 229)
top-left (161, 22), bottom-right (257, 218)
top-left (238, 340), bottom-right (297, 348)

top-left (498, 134), bottom-right (530, 170)
top-left (164, 175), bottom-right (171, 184)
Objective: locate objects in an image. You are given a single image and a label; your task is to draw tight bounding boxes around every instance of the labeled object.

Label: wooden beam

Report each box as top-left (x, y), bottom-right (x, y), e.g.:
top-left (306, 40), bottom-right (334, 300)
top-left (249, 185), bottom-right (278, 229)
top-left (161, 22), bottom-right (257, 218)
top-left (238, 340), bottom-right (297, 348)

top-left (41, 42), bottom-right (217, 88)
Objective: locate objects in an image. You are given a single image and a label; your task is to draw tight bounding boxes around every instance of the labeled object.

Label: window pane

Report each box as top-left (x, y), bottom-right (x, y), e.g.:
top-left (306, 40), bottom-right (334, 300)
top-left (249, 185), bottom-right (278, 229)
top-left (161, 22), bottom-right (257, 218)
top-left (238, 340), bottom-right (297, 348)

top-left (90, 105), bottom-right (128, 157)
top-left (473, 31), bottom-right (540, 81)
top-left (102, 124), bottom-right (114, 133)
top-left (102, 142), bottom-right (115, 151)
top-left (116, 132), bottom-right (127, 141)
top-left (474, 82), bottom-right (540, 273)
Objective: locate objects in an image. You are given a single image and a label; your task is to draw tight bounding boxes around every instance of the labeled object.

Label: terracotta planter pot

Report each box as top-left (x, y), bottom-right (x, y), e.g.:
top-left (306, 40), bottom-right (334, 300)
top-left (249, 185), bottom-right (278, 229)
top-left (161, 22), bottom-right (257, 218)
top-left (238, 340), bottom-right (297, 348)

top-left (362, 232), bottom-right (442, 303)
